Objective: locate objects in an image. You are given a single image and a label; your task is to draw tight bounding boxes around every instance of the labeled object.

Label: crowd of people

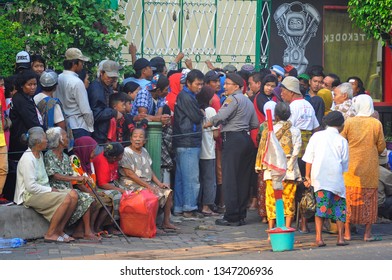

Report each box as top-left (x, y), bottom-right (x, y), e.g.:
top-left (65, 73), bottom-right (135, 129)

top-left (0, 46), bottom-right (390, 247)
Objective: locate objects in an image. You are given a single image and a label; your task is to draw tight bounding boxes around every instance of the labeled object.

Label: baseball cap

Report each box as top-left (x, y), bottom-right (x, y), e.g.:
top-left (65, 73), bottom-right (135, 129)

top-left (241, 64), bottom-right (255, 73)
top-left (133, 58), bottom-right (157, 72)
top-left (281, 76), bottom-right (301, 95)
top-left (150, 57), bottom-right (166, 69)
top-left (284, 64), bottom-right (298, 77)
top-left (223, 64), bottom-right (237, 73)
top-left (40, 71), bottom-right (58, 87)
top-left (270, 65), bottom-right (285, 77)
top-left (65, 48), bottom-right (90, 61)
top-left (204, 70), bottom-right (224, 83)
top-left (15, 51), bottom-right (31, 69)
top-left (297, 73), bottom-right (310, 81)
top-left (101, 60), bottom-right (120, 78)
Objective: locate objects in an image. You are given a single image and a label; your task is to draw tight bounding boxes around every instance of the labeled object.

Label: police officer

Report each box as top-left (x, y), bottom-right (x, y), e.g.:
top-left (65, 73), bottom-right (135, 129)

top-left (204, 73), bottom-right (259, 226)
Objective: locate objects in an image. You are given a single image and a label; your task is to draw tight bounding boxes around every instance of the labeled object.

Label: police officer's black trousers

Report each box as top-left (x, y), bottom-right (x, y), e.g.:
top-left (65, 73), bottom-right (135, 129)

top-left (221, 131), bottom-right (254, 222)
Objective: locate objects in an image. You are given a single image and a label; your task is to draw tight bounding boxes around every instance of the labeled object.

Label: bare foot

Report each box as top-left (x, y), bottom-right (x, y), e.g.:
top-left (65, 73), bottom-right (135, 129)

top-left (344, 235), bottom-right (351, 241)
top-left (72, 232), bottom-right (84, 239)
top-left (162, 223), bottom-right (179, 230)
top-left (84, 233), bottom-right (102, 241)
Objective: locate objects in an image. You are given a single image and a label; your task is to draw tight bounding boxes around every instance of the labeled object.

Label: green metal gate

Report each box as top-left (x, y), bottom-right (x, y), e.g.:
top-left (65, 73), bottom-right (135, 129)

top-left (122, 0), bottom-right (271, 71)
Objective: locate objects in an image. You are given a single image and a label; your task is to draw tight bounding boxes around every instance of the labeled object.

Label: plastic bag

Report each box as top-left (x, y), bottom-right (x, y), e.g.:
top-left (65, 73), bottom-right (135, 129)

top-left (262, 130), bottom-right (287, 190)
top-left (299, 186), bottom-right (316, 219)
top-left (119, 189), bottom-right (159, 238)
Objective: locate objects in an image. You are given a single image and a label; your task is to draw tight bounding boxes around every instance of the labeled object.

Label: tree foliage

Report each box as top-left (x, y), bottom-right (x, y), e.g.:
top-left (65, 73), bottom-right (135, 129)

top-left (0, 15), bottom-right (26, 76)
top-left (3, 0), bottom-right (129, 71)
top-left (348, 0), bottom-right (392, 42)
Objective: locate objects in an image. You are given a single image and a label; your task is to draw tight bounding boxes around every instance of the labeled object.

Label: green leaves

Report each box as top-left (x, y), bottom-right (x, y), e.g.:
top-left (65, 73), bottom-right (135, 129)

top-left (1, 0), bottom-right (129, 72)
top-left (0, 15), bottom-right (26, 76)
top-left (348, 0), bottom-right (392, 43)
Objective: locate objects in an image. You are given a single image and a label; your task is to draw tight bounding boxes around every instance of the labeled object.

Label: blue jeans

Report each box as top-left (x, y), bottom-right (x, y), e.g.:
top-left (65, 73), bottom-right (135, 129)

top-left (174, 147), bottom-right (201, 213)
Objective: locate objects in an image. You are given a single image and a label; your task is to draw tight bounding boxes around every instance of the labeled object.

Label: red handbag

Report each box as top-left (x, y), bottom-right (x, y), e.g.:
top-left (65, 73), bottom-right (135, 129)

top-left (119, 189), bottom-right (159, 238)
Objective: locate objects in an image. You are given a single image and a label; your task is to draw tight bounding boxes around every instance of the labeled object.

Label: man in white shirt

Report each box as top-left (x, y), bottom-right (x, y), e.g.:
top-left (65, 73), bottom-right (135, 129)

top-left (302, 111), bottom-right (349, 247)
top-left (55, 48), bottom-right (94, 139)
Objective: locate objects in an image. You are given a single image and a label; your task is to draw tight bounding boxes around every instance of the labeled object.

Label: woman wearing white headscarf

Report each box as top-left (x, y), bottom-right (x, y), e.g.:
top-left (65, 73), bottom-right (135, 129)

top-left (341, 94), bottom-right (385, 242)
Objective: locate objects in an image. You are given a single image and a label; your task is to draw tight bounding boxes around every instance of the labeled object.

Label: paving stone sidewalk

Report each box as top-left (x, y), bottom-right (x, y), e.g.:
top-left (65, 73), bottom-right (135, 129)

top-left (1, 211), bottom-right (392, 260)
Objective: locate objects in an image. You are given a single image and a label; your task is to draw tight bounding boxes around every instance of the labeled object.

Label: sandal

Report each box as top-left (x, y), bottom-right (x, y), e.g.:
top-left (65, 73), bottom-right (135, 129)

top-left (97, 230), bottom-right (112, 238)
top-left (201, 211), bottom-right (219, 217)
top-left (364, 236), bottom-right (382, 242)
top-left (44, 235), bottom-right (70, 243)
top-left (62, 233), bottom-right (75, 242)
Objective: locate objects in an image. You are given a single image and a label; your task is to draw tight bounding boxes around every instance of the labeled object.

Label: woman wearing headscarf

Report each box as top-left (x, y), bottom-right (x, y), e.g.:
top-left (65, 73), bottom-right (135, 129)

top-left (71, 136), bottom-right (114, 236)
top-left (341, 94), bottom-right (385, 242)
top-left (317, 88), bottom-right (332, 116)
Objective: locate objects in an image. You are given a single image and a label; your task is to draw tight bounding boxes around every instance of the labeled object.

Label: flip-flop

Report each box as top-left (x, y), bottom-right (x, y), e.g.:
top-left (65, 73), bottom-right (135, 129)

top-left (62, 233), bottom-right (75, 242)
top-left (44, 235), bottom-right (69, 243)
top-left (364, 236), bottom-right (382, 242)
top-left (313, 242), bottom-right (326, 247)
top-left (97, 230), bottom-right (112, 238)
top-left (336, 242), bottom-right (349, 246)
top-left (298, 229), bottom-right (310, 234)
top-left (201, 211), bottom-right (219, 217)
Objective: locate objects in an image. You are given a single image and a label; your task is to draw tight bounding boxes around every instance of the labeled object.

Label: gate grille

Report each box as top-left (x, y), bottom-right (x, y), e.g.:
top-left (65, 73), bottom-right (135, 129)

top-left (122, 0), bottom-right (271, 71)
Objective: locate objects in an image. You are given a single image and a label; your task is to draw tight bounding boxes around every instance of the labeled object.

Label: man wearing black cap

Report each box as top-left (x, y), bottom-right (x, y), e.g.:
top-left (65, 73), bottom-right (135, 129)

top-left (150, 52), bottom-right (185, 76)
top-left (204, 73), bottom-right (259, 226)
top-left (122, 58), bottom-right (155, 89)
top-left (204, 70), bottom-right (224, 112)
top-left (302, 111), bottom-right (349, 247)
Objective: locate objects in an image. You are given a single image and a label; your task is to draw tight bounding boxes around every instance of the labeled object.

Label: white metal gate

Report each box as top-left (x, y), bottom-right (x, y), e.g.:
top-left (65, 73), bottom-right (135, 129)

top-left (121, 0), bottom-right (271, 71)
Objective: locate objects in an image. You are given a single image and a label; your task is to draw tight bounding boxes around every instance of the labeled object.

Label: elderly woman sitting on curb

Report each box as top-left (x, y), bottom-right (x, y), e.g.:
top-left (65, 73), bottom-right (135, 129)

top-left (44, 127), bottom-right (100, 241)
top-left (118, 128), bottom-right (178, 231)
top-left (14, 127), bottom-right (78, 243)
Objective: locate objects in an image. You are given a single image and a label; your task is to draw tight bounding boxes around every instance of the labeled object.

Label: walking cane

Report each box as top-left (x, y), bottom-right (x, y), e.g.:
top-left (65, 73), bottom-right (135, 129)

top-left (85, 180), bottom-right (131, 244)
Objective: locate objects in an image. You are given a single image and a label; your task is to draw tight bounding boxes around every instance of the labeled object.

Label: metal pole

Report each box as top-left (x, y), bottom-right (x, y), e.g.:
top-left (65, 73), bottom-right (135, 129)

top-left (178, 0), bottom-right (184, 68)
top-left (255, 0), bottom-right (262, 71)
top-left (141, 0), bottom-right (145, 58)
